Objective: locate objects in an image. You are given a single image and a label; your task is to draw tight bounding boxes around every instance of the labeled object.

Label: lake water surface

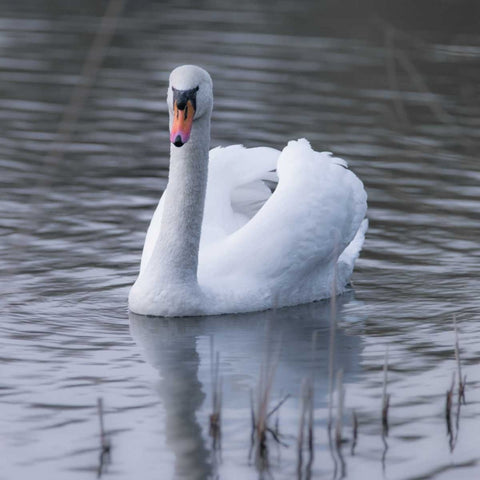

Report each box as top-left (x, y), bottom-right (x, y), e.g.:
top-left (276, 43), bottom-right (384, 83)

top-left (1, 1), bottom-right (480, 479)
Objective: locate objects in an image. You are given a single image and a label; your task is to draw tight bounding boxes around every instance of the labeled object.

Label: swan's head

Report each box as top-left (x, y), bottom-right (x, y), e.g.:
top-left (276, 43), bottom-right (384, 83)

top-left (167, 65), bottom-right (213, 147)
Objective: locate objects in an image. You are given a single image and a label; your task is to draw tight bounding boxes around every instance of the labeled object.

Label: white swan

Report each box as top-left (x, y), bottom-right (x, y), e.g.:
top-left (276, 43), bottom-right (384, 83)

top-left (129, 65), bottom-right (368, 317)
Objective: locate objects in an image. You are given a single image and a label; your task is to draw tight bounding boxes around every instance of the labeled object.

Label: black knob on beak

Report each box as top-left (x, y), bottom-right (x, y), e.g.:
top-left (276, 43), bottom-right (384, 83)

top-left (173, 135), bottom-right (184, 147)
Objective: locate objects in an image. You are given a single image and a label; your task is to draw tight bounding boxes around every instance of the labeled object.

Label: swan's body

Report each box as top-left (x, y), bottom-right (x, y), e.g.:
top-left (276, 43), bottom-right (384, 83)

top-left (129, 65), bottom-right (367, 317)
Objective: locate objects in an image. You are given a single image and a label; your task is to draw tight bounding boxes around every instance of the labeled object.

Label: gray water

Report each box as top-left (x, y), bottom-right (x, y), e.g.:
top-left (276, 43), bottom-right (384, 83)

top-left (1, 1), bottom-right (480, 479)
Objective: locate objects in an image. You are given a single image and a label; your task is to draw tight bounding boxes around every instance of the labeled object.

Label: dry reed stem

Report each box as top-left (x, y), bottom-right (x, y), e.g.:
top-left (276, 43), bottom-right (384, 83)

top-left (97, 397), bottom-right (111, 478)
top-left (446, 317), bottom-right (467, 452)
top-left (249, 389), bottom-right (256, 460)
top-left (326, 370), bottom-right (347, 479)
top-left (394, 49), bottom-right (456, 126)
top-left (335, 370), bottom-right (345, 448)
top-left (380, 348), bottom-right (390, 473)
top-left (351, 410), bottom-right (358, 456)
top-left (249, 324), bottom-right (287, 472)
top-left (327, 316), bottom-right (336, 434)
top-left (327, 246), bottom-right (338, 433)
top-left (297, 379), bottom-right (314, 480)
top-left (209, 346), bottom-right (222, 452)
top-left (49, 0), bottom-right (126, 163)
top-left (385, 29), bottom-right (409, 126)
top-left (381, 347), bottom-right (390, 436)
top-left (267, 394), bottom-right (290, 420)
top-left (307, 384), bottom-right (314, 455)
top-left (297, 380), bottom-right (307, 477)
top-left (305, 385), bottom-right (314, 480)
top-left (335, 370), bottom-right (347, 479)
top-left (381, 429), bottom-right (388, 474)
top-left (327, 250), bottom-right (340, 477)
top-left (379, 19), bottom-right (459, 131)
top-left (453, 315), bottom-right (466, 404)
top-left (445, 371), bottom-right (455, 449)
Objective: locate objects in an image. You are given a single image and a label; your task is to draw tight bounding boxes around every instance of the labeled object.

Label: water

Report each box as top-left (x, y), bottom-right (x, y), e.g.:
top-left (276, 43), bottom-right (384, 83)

top-left (1, 1), bottom-right (480, 479)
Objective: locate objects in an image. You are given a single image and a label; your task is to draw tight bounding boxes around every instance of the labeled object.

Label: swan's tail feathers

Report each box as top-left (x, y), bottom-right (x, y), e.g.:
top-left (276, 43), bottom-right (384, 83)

top-left (337, 218), bottom-right (368, 285)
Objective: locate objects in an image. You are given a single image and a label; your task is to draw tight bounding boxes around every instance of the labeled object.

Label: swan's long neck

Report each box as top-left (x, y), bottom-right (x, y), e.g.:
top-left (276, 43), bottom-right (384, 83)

top-left (147, 114), bottom-right (210, 286)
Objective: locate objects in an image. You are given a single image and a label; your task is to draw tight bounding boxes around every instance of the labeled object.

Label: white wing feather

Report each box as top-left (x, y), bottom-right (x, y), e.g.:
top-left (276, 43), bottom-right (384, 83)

top-left (198, 139), bottom-right (367, 308)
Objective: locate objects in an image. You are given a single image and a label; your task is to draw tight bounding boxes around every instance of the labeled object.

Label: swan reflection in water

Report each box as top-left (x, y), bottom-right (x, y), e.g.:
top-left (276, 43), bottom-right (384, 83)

top-left (129, 292), bottom-right (363, 479)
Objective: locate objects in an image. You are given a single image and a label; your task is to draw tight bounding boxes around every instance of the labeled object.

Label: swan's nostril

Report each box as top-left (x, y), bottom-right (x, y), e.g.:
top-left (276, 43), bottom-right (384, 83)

top-left (173, 135), bottom-right (184, 147)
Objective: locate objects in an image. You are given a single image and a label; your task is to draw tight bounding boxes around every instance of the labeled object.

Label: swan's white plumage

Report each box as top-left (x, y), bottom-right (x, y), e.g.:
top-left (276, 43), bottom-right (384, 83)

top-left (136, 138), bottom-right (367, 316)
top-left (129, 65), bottom-right (367, 317)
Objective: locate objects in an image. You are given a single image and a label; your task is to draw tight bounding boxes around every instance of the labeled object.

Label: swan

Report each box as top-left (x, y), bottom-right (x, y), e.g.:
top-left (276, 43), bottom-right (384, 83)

top-left (129, 65), bottom-right (368, 317)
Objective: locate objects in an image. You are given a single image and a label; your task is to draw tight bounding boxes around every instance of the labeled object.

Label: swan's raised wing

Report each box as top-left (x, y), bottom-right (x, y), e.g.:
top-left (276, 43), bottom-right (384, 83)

top-left (199, 139), bottom-right (367, 305)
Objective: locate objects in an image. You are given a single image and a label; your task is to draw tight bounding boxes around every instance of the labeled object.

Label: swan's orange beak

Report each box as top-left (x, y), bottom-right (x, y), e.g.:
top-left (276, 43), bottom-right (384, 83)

top-left (170, 99), bottom-right (195, 147)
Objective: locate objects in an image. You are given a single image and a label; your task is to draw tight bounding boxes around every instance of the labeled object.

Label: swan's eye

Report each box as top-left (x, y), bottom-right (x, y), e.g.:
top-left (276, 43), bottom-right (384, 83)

top-left (172, 86), bottom-right (199, 111)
